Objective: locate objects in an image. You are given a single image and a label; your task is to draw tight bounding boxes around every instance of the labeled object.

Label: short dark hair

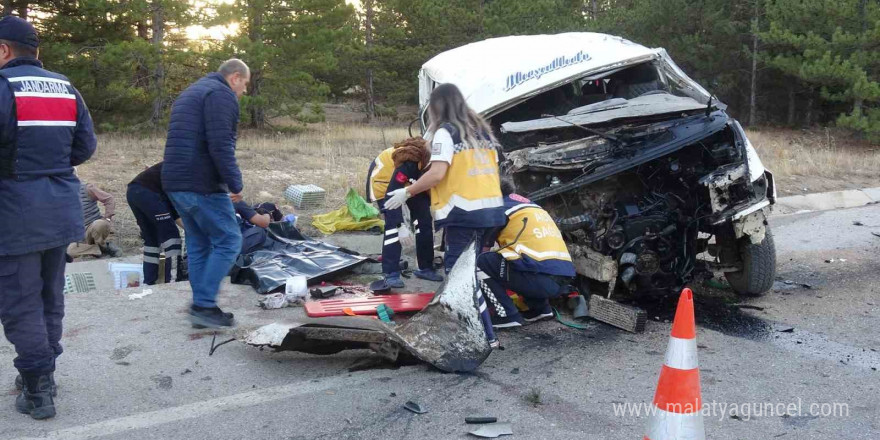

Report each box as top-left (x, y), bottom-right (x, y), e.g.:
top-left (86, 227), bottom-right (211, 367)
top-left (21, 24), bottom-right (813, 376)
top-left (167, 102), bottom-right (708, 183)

top-left (0, 39), bottom-right (37, 58)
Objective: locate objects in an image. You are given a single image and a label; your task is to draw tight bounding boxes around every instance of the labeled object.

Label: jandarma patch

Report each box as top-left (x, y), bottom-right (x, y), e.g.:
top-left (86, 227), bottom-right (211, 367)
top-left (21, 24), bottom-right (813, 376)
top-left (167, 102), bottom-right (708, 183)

top-left (504, 50), bottom-right (591, 91)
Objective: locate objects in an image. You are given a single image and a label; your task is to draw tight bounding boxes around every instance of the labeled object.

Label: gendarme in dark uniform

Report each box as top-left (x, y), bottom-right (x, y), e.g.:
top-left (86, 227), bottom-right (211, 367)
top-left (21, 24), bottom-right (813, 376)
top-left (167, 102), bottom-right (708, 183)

top-left (0, 16), bottom-right (96, 420)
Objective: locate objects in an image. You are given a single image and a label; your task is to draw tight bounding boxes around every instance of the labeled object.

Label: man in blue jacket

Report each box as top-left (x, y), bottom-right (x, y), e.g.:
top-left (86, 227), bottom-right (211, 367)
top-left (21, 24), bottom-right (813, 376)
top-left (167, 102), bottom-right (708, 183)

top-left (0, 16), bottom-right (97, 419)
top-left (162, 59), bottom-right (249, 328)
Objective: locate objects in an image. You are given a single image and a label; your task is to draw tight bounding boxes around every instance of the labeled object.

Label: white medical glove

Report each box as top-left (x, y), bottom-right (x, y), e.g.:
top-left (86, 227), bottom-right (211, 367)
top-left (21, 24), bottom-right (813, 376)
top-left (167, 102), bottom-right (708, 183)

top-left (383, 188), bottom-right (410, 210)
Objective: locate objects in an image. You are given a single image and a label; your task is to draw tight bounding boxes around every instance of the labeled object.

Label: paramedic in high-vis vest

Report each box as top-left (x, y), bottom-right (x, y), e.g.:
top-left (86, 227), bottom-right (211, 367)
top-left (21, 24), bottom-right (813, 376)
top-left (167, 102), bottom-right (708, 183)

top-left (383, 84), bottom-right (506, 273)
top-left (0, 16), bottom-right (97, 420)
top-left (366, 137), bottom-right (442, 290)
top-left (478, 179), bottom-right (576, 328)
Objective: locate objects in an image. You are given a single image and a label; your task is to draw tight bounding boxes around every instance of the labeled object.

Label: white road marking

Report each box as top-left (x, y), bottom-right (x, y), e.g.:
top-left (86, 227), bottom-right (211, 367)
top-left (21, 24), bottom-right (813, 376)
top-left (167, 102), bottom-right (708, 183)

top-left (11, 370), bottom-right (409, 440)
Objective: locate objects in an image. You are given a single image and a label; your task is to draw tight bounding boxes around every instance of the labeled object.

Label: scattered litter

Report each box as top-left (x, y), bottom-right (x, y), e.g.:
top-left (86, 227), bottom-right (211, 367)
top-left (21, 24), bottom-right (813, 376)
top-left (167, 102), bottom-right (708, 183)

top-left (128, 289), bottom-right (153, 300)
top-left (208, 332), bottom-right (236, 356)
top-left (777, 327), bottom-right (795, 333)
top-left (259, 292), bottom-right (290, 309)
top-left (853, 221), bottom-right (865, 226)
top-left (181, 368), bottom-right (192, 375)
top-left (824, 258), bottom-right (847, 263)
top-left (377, 304), bottom-right (395, 324)
top-left (310, 286), bottom-right (339, 299)
top-left (772, 280), bottom-right (813, 291)
top-left (732, 304), bottom-right (765, 311)
top-left (110, 263), bottom-right (144, 289)
top-left (872, 232), bottom-right (880, 239)
top-left (285, 276), bottom-right (309, 300)
top-left (468, 423), bottom-right (513, 438)
top-left (466, 417), bottom-right (498, 424)
top-left (403, 401), bottom-right (427, 414)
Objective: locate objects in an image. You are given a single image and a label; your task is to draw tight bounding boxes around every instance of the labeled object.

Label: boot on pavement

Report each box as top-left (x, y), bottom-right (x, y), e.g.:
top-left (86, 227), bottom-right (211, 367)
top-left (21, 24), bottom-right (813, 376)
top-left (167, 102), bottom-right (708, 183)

top-left (15, 373), bottom-right (56, 420)
top-left (15, 373), bottom-right (56, 397)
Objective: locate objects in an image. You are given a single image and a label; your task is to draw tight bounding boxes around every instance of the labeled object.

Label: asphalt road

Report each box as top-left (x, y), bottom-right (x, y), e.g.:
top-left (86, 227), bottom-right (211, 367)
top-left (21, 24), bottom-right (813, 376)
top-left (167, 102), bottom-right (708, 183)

top-left (1, 205), bottom-right (879, 439)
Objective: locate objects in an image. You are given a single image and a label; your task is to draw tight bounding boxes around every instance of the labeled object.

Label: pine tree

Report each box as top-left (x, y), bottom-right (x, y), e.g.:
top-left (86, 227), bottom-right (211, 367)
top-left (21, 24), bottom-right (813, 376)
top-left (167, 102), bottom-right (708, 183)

top-left (212, 0), bottom-right (358, 128)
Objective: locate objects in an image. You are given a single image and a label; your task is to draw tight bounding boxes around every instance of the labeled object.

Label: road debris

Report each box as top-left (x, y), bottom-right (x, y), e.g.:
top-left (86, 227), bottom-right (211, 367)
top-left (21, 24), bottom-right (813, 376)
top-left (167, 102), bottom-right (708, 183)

top-left (824, 258), bottom-right (847, 263)
top-left (127, 289), bottom-right (153, 300)
top-left (468, 423), bottom-right (513, 438)
top-left (403, 401), bottom-right (427, 414)
top-left (245, 243), bottom-right (495, 373)
top-left (465, 417), bottom-right (498, 424)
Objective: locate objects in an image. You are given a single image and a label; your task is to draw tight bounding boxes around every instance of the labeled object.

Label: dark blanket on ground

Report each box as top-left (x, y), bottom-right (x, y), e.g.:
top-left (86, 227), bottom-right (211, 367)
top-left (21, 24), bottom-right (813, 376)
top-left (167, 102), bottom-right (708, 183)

top-left (231, 222), bottom-right (367, 294)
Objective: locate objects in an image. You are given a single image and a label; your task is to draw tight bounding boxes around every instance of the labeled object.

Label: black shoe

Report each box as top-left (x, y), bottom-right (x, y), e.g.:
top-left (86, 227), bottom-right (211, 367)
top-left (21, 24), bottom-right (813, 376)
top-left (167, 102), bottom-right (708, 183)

top-left (100, 242), bottom-right (122, 258)
top-left (491, 313), bottom-right (524, 329)
top-left (16, 373), bottom-right (56, 420)
top-left (189, 305), bottom-right (235, 328)
top-left (15, 373), bottom-right (56, 397)
top-left (522, 305), bottom-right (554, 323)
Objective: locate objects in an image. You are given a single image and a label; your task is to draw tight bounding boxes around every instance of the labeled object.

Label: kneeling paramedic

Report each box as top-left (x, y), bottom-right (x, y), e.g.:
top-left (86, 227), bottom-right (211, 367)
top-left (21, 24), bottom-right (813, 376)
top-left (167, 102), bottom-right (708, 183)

top-left (0, 16), bottom-right (97, 419)
top-left (477, 180), bottom-right (576, 328)
top-left (127, 162), bottom-right (183, 285)
top-left (367, 137), bottom-right (441, 289)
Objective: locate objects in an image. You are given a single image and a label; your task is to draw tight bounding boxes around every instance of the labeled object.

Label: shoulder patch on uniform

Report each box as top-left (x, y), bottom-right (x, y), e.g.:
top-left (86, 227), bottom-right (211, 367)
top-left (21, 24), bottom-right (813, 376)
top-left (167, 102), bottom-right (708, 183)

top-left (432, 143), bottom-right (443, 155)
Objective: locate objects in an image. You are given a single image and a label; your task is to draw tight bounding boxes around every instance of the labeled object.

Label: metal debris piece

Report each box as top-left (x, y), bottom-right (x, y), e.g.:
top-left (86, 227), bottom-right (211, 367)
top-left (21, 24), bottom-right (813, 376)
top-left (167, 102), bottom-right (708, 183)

top-left (587, 294), bottom-right (646, 333)
top-left (404, 401), bottom-right (427, 414)
top-left (871, 232), bottom-right (880, 239)
top-left (853, 220), bottom-right (865, 226)
top-left (468, 423), bottom-right (513, 438)
top-left (466, 417), bottom-right (498, 424)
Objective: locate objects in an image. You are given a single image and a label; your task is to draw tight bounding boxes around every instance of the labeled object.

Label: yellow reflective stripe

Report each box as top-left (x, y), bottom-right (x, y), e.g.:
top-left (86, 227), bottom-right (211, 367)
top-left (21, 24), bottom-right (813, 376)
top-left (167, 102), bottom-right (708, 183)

top-left (509, 244), bottom-right (572, 262)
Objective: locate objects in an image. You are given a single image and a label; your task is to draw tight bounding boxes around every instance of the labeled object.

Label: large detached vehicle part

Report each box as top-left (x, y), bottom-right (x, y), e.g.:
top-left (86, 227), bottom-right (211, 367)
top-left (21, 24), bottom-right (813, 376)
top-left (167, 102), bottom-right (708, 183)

top-left (417, 33), bottom-right (777, 325)
top-left (247, 243), bottom-right (494, 372)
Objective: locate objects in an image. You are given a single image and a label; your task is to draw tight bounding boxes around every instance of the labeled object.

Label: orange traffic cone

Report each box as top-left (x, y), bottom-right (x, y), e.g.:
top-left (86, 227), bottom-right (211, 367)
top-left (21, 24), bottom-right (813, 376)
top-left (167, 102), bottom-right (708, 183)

top-left (644, 288), bottom-right (705, 440)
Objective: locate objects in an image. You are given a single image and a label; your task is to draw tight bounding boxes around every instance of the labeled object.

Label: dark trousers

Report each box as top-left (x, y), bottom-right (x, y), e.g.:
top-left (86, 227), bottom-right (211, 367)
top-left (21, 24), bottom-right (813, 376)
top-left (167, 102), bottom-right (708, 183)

top-left (378, 194), bottom-right (434, 274)
top-left (127, 183), bottom-right (182, 285)
top-left (0, 246), bottom-right (67, 374)
top-left (476, 252), bottom-right (568, 318)
top-left (240, 226), bottom-right (268, 255)
top-left (444, 226), bottom-right (495, 274)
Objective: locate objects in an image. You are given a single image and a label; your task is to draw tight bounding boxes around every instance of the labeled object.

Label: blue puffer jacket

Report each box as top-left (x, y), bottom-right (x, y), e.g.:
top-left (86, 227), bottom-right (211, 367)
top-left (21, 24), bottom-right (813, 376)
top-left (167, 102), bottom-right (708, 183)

top-left (162, 72), bottom-right (243, 194)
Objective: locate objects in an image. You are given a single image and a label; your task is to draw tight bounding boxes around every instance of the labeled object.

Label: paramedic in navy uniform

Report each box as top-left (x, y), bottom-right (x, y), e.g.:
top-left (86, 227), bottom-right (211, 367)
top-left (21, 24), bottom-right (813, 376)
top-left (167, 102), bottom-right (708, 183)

top-left (0, 16), bottom-right (97, 420)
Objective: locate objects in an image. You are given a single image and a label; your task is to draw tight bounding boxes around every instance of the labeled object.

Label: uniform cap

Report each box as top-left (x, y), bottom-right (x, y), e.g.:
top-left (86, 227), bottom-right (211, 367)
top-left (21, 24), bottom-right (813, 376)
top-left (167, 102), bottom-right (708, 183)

top-left (0, 16), bottom-right (39, 49)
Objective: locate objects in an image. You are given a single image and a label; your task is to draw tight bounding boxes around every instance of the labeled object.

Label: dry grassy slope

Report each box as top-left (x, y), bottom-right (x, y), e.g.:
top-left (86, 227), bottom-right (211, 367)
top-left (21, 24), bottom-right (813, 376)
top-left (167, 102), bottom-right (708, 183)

top-left (76, 124), bottom-right (407, 253)
top-left (77, 124), bottom-right (878, 255)
top-left (745, 127), bottom-right (880, 195)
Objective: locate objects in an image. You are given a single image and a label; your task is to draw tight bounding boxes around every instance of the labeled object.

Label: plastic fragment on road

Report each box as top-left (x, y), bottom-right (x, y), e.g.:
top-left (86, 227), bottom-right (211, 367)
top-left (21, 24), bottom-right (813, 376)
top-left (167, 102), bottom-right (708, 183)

top-left (468, 423), bottom-right (513, 438)
top-left (403, 401), bottom-right (427, 414)
top-left (128, 289), bottom-right (153, 300)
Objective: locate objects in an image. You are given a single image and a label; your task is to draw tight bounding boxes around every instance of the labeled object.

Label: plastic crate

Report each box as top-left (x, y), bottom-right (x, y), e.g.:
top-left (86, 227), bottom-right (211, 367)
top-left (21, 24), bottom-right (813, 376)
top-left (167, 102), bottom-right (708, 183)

top-left (284, 184), bottom-right (326, 209)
